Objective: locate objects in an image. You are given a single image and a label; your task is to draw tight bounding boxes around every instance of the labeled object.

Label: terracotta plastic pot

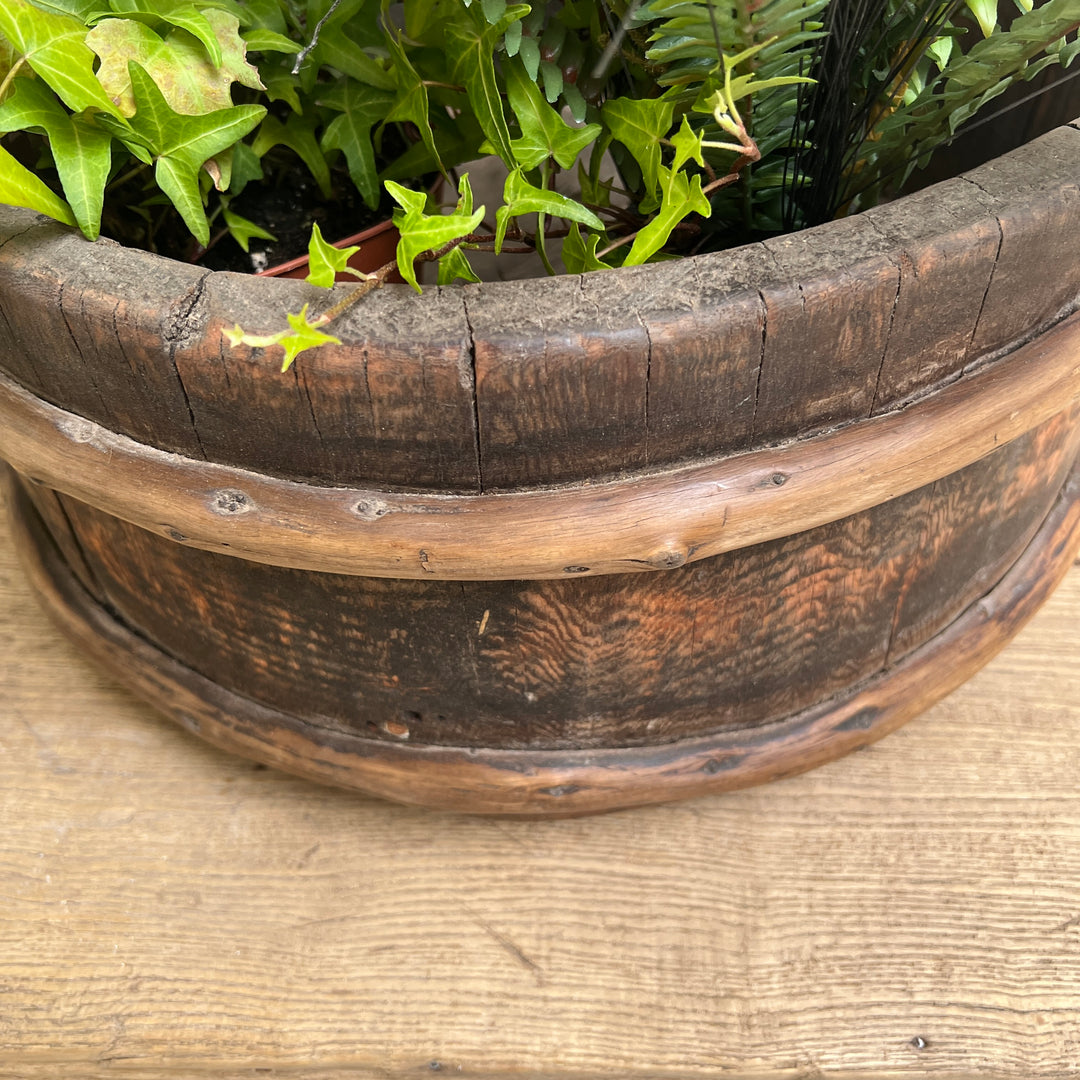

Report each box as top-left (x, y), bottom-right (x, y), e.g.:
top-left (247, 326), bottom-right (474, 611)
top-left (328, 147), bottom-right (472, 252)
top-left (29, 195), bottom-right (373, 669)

top-left (258, 216), bottom-right (400, 281)
top-left (0, 119), bottom-right (1079, 816)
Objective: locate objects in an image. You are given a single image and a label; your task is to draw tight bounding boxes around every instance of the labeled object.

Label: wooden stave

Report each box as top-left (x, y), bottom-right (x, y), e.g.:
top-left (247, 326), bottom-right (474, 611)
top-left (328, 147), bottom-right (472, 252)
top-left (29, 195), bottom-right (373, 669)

top-left (7, 448), bottom-right (1080, 816)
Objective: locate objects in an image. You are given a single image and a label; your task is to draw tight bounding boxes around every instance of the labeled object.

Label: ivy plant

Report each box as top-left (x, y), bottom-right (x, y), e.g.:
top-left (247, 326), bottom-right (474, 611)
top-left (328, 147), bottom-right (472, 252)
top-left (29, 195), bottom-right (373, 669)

top-left (0, 0), bottom-right (1076, 369)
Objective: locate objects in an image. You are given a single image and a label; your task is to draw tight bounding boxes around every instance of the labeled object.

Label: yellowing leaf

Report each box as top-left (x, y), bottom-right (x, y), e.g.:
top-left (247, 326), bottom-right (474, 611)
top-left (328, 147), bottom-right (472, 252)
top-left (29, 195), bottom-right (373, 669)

top-left (0, 142), bottom-right (76, 226)
top-left (88, 10), bottom-right (262, 116)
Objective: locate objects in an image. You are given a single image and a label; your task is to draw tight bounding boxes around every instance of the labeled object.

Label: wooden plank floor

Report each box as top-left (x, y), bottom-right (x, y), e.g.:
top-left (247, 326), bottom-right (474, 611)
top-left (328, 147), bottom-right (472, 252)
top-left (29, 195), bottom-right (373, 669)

top-left (3, 487), bottom-right (1080, 1080)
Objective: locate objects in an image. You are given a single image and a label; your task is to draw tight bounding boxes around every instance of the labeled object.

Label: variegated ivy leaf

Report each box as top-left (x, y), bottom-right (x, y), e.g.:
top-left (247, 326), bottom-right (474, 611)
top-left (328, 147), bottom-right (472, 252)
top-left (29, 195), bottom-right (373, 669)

top-left (91, 0), bottom-right (247, 66)
top-left (88, 10), bottom-right (262, 116)
top-left (304, 221), bottom-right (363, 288)
top-left (97, 61), bottom-right (264, 243)
top-left (0, 0), bottom-right (122, 115)
top-left (493, 168), bottom-right (603, 254)
top-left (386, 178), bottom-right (484, 293)
top-left (0, 76), bottom-right (112, 238)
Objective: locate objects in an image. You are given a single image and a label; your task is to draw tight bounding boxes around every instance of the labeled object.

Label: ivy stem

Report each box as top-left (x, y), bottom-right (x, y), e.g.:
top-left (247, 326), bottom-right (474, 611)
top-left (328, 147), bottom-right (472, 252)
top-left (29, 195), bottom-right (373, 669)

top-left (316, 231), bottom-right (494, 328)
top-left (534, 161), bottom-right (557, 278)
top-left (0, 56), bottom-right (28, 104)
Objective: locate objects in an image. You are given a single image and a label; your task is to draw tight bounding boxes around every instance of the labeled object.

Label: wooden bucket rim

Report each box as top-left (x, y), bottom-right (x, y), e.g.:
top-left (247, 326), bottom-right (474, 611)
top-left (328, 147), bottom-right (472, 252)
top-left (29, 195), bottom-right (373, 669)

top-left (2, 308), bottom-right (1079, 579)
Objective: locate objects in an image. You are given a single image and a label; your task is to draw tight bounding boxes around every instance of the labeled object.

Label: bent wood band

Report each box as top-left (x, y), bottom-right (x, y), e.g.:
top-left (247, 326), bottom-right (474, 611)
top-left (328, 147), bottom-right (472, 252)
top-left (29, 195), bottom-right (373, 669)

top-left (1, 122), bottom-right (1079, 814)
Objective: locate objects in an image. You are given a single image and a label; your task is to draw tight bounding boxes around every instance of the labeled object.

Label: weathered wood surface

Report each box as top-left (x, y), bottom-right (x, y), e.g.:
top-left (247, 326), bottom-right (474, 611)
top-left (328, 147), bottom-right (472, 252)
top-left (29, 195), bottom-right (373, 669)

top-left (17, 411), bottom-right (1077, 760)
top-left (5, 485), bottom-right (1080, 1076)
top-left (3, 309), bottom-right (1080, 582)
top-left (7, 418), bottom-right (1080, 815)
top-left (0, 124), bottom-right (1077, 493)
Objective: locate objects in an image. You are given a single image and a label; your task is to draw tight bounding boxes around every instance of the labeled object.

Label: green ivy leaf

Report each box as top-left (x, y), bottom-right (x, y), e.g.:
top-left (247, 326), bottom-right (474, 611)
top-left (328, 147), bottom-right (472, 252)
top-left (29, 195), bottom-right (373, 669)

top-left (383, 29), bottom-right (444, 175)
top-left (88, 11), bottom-right (263, 116)
top-left (98, 61), bottom-right (264, 243)
top-left (386, 177), bottom-right (484, 293)
top-left (304, 221), bottom-right (361, 287)
top-left (623, 165), bottom-right (710, 267)
top-left (0, 77), bottom-right (112, 238)
top-left (505, 59), bottom-right (601, 170)
top-left (669, 114), bottom-right (704, 173)
top-left (226, 138), bottom-right (262, 194)
top-left (221, 204), bottom-right (275, 251)
top-left (0, 142), bottom-right (77, 226)
top-left (261, 63), bottom-right (302, 113)
top-left (444, 1), bottom-right (529, 166)
top-left (317, 80), bottom-right (393, 209)
top-left (278, 304), bottom-right (340, 371)
top-left (314, 30), bottom-right (396, 91)
top-left (241, 27), bottom-right (299, 52)
top-left (965, 0), bottom-right (999, 37)
top-left (602, 96), bottom-right (674, 202)
top-left (252, 110), bottom-right (331, 197)
top-left (0, 0), bottom-right (122, 115)
top-left (561, 222), bottom-right (612, 273)
top-left (436, 244), bottom-right (480, 285)
top-left (518, 33), bottom-right (540, 79)
top-left (493, 167), bottom-right (603, 253)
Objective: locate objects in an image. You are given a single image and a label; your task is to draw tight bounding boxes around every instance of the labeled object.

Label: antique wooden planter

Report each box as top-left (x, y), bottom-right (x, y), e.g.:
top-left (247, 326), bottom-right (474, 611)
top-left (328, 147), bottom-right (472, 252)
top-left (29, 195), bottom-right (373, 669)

top-left (1, 120), bottom-right (1079, 816)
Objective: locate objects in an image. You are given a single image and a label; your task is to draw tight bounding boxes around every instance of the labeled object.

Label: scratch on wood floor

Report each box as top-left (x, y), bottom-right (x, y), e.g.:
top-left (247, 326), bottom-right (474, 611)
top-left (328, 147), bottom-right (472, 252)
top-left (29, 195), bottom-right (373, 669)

top-left (461, 903), bottom-right (544, 984)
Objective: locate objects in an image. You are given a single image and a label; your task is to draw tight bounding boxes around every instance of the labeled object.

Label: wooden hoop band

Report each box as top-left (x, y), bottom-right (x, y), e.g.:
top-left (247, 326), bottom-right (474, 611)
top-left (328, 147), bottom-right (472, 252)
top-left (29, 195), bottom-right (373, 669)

top-left (2, 310), bottom-right (1079, 581)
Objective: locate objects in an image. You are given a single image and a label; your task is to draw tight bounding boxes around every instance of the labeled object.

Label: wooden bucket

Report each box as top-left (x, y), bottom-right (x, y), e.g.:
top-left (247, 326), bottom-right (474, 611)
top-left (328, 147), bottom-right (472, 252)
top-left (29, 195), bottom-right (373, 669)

top-left (1, 121), bottom-right (1079, 815)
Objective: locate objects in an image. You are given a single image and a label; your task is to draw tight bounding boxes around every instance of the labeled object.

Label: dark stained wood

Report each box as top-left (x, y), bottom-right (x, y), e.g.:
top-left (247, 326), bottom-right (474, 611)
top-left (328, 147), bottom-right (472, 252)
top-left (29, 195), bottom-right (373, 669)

top-left (2, 309), bottom-right (1079, 581)
top-left (9, 457), bottom-right (1080, 816)
top-left (861, 179), bottom-right (1001, 410)
top-left (0, 224), bottom-right (208, 458)
top-left (465, 272), bottom-right (650, 490)
top-left (176, 272), bottom-right (482, 491)
top-left (16, 476), bottom-right (105, 605)
top-left (0, 122), bottom-right (1075, 493)
top-left (887, 406), bottom-right (1080, 662)
top-left (2, 122), bottom-right (1080, 814)
top-left (17, 408), bottom-right (1077, 757)
top-left (594, 249), bottom-right (766, 467)
top-left (965, 125), bottom-right (1080, 358)
top-left (753, 215), bottom-right (899, 441)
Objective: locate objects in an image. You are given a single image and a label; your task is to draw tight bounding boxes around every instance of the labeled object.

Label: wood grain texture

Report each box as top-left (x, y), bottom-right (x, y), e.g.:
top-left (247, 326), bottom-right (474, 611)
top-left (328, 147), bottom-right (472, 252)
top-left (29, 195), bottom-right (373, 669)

top-left (21, 409), bottom-right (1078, 761)
top-left (2, 309), bottom-right (1079, 581)
top-left (7, 442), bottom-right (1080, 816)
top-left (5, 484), bottom-right (1080, 1075)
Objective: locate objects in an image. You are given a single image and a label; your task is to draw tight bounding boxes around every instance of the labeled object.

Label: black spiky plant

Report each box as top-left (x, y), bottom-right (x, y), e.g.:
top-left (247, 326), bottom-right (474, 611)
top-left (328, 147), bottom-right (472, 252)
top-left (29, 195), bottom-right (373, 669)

top-left (783, 0), bottom-right (1080, 231)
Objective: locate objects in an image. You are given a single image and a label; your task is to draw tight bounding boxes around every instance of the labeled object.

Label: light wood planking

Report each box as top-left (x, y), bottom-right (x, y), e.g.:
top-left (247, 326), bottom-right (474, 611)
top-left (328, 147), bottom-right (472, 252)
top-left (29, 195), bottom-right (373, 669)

top-left (3, 487), bottom-right (1080, 1077)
